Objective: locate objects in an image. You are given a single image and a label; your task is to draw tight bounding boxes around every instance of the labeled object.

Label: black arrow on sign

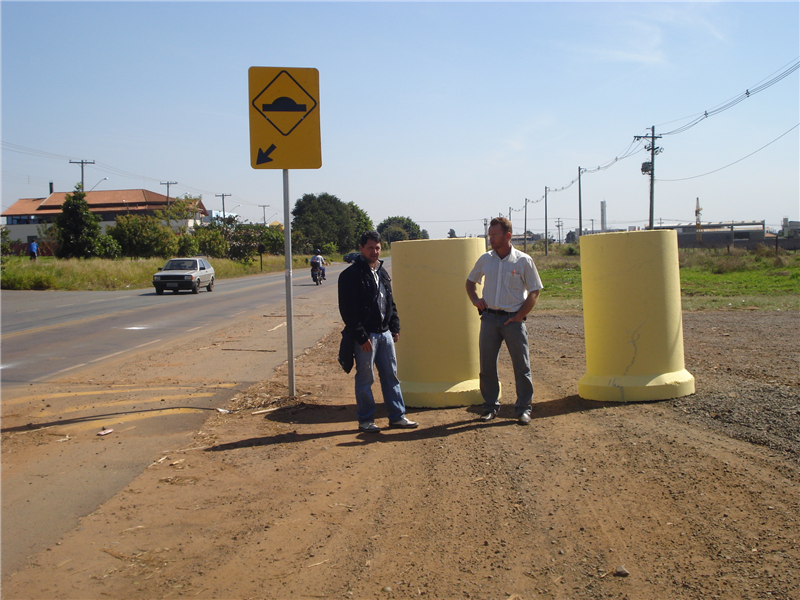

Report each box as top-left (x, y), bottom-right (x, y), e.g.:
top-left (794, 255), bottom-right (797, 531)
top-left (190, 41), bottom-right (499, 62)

top-left (257, 144), bottom-right (277, 164)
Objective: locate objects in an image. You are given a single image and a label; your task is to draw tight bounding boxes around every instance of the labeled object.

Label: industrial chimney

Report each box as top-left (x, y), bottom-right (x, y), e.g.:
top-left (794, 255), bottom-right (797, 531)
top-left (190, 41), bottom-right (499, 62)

top-left (600, 200), bottom-right (607, 232)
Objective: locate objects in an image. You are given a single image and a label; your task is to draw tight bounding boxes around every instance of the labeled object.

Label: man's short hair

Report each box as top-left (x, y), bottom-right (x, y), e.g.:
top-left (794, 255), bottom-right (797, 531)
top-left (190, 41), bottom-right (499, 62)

top-left (360, 230), bottom-right (382, 247)
top-left (490, 217), bottom-right (512, 235)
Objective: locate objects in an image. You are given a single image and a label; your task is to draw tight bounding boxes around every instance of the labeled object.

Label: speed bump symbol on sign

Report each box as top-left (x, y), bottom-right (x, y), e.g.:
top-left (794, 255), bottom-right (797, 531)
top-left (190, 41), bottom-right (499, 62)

top-left (249, 67), bottom-right (321, 169)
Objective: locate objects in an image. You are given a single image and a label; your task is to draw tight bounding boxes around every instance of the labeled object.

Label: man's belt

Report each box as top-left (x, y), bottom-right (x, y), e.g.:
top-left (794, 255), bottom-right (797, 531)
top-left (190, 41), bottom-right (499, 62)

top-left (485, 308), bottom-right (514, 316)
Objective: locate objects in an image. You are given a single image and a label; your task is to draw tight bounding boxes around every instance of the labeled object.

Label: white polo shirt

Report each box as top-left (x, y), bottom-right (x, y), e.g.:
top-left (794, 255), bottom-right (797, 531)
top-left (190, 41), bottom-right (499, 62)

top-left (468, 246), bottom-right (543, 312)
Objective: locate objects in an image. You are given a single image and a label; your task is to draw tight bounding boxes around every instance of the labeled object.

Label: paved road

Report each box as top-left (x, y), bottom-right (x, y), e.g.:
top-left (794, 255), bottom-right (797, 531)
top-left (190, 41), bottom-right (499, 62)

top-left (1, 263), bottom-right (348, 384)
top-left (0, 263), bottom-right (348, 578)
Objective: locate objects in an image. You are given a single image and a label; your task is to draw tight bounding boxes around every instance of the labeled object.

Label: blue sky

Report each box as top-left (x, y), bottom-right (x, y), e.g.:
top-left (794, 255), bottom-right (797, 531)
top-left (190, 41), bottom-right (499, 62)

top-left (2, 1), bottom-right (798, 238)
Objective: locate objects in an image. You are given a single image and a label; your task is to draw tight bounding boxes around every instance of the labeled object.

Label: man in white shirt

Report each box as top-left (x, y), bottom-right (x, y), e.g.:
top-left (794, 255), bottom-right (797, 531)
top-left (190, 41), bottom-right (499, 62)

top-left (465, 217), bottom-right (543, 425)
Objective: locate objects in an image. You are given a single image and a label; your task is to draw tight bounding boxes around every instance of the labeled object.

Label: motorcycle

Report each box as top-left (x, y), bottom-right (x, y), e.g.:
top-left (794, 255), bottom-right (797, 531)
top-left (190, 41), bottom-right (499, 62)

top-left (311, 263), bottom-right (323, 285)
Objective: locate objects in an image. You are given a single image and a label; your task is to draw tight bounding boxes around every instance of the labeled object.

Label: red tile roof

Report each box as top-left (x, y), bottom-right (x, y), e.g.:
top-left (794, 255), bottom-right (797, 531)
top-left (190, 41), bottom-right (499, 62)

top-left (2, 189), bottom-right (207, 217)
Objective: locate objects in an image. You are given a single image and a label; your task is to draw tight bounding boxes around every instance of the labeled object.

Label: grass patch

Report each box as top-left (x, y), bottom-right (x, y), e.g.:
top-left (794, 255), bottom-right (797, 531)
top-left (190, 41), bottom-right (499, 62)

top-left (535, 254), bottom-right (582, 308)
top-left (527, 248), bottom-right (800, 311)
top-left (0, 255), bottom-right (320, 292)
top-left (3, 248), bottom-right (798, 311)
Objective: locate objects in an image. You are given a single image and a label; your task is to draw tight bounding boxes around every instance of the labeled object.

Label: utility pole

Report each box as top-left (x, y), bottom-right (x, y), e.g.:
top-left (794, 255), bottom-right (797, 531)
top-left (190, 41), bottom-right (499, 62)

top-left (523, 198), bottom-right (528, 254)
top-left (216, 193), bottom-right (231, 218)
top-left (695, 197), bottom-right (703, 243)
top-left (161, 181), bottom-right (177, 206)
top-left (634, 126), bottom-right (662, 229)
top-left (259, 204), bottom-right (270, 225)
top-left (555, 218), bottom-right (563, 244)
top-left (483, 218), bottom-right (489, 251)
top-left (544, 186), bottom-right (549, 256)
top-left (577, 166), bottom-right (584, 241)
top-left (69, 159), bottom-right (95, 191)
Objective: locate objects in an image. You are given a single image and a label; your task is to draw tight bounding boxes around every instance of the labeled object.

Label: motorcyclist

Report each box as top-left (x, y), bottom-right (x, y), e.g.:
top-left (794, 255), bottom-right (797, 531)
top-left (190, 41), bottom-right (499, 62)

top-left (311, 249), bottom-right (326, 280)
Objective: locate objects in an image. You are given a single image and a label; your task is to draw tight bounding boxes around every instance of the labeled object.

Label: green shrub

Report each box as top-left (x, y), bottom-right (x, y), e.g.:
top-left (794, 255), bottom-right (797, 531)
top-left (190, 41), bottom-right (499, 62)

top-left (94, 235), bottom-right (122, 259)
top-left (194, 227), bottom-right (228, 258)
top-left (177, 234), bottom-right (199, 257)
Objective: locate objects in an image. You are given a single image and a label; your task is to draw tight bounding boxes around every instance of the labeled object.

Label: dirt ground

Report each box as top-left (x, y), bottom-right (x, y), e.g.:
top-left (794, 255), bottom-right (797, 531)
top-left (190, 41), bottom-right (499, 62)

top-left (3, 308), bottom-right (799, 600)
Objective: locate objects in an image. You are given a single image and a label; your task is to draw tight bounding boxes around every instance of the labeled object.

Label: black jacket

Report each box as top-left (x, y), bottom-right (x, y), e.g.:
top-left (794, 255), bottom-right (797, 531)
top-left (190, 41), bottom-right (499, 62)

top-left (338, 255), bottom-right (400, 346)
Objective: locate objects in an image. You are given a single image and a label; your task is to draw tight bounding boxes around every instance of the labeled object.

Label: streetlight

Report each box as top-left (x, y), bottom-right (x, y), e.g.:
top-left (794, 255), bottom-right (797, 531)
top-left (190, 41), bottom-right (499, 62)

top-left (88, 177), bottom-right (108, 192)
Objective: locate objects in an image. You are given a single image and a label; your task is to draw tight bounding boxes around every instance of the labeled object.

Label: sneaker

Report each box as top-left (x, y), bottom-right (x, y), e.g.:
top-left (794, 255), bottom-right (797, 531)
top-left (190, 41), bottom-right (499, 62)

top-left (479, 410), bottom-right (498, 422)
top-left (358, 421), bottom-right (380, 433)
top-left (389, 416), bottom-right (419, 429)
top-left (518, 412), bottom-right (531, 425)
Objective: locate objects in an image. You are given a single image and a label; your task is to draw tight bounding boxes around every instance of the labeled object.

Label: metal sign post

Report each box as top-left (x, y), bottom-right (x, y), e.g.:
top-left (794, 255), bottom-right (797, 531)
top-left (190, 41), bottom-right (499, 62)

top-left (249, 66), bottom-right (321, 398)
top-left (282, 169), bottom-right (295, 395)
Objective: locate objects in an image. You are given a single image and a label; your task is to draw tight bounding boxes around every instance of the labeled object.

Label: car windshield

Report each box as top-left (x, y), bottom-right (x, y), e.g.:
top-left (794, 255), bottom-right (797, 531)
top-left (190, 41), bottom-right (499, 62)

top-left (164, 260), bottom-right (197, 271)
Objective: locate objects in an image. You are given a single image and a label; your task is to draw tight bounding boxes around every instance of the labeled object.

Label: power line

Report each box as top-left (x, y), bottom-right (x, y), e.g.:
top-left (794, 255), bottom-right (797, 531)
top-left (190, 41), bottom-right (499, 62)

top-left (1, 141), bottom-right (260, 209)
top-left (658, 123), bottom-right (799, 182)
top-left (660, 58), bottom-right (799, 136)
top-left (520, 58), bottom-right (798, 216)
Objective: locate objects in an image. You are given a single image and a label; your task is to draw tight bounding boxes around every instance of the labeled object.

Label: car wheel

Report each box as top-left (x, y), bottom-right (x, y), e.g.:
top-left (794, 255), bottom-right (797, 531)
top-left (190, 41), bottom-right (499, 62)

top-left (192, 281), bottom-right (200, 294)
top-left (155, 287), bottom-right (164, 295)
top-left (206, 278), bottom-right (214, 292)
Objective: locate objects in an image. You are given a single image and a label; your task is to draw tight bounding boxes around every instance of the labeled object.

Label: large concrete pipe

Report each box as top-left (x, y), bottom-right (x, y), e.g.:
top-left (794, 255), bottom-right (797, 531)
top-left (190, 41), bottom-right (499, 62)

top-left (392, 238), bottom-right (486, 407)
top-left (578, 230), bottom-right (695, 402)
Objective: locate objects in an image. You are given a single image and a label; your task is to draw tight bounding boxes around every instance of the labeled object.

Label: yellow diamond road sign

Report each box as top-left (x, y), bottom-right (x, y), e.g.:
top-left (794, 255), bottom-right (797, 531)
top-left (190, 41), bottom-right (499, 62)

top-left (249, 67), bottom-right (321, 169)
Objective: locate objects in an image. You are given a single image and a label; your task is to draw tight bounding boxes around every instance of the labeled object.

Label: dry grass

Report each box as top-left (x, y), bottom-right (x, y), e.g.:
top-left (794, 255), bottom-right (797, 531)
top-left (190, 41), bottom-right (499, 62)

top-left (0, 255), bottom-right (317, 291)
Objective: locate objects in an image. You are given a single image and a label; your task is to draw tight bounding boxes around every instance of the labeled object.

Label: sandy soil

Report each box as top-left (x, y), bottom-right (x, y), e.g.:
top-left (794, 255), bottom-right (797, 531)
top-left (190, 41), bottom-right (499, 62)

top-left (3, 309), bottom-right (799, 600)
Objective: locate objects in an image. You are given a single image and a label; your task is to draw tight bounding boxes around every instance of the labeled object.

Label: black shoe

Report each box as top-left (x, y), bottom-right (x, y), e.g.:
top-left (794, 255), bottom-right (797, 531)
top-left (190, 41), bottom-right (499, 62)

top-left (479, 410), bottom-right (498, 422)
top-left (518, 412), bottom-right (531, 425)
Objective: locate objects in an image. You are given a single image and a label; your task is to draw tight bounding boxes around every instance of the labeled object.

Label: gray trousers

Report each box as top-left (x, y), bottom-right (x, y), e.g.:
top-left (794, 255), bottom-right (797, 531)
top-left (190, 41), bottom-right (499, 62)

top-left (479, 312), bottom-right (533, 416)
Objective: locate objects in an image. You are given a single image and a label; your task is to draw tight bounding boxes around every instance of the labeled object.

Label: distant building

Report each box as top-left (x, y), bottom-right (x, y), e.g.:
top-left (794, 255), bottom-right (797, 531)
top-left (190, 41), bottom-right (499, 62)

top-left (1, 189), bottom-right (208, 243)
top-left (653, 220), bottom-right (766, 247)
top-left (783, 217), bottom-right (799, 238)
top-left (203, 210), bottom-right (238, 223)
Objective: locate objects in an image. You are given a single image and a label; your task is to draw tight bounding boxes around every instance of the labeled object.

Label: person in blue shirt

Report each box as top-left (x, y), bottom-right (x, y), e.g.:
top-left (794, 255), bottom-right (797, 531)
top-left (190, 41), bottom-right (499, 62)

top-left (28, 239), bottom-right (38, 261)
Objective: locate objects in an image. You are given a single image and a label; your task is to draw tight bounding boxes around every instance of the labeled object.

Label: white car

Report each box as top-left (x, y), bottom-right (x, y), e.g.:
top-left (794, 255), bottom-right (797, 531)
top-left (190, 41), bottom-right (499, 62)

top-left (153, 258), bottom-right (215, 295)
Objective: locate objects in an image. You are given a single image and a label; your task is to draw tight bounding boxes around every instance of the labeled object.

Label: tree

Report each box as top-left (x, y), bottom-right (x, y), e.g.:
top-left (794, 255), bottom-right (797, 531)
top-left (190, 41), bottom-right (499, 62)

top-left (1, 228), bottom-right (13, 273)
top-left (192, 216), bottom-right (266, 262)
top-left (176, 233), bottom-right (199, 257)
top-left (346, 202), bottom-right (374, 248)
top-left (107, 214), bottom-right (177, 258)
top-left (381, 226), bottom-right (408, 245)
top-left (258, 225), bottom-right (285, 255)
top-left (156, 195), bottom-right (203, 232)
top-left (54, 184), bottom-right (103, 258)
top-left (377, 216), bottom-right (426, 244)
top-left (193, 225), bottom-right (228, 258)
top-left (226, 221), bottom-right (261, 263)
top-left (93, 234), bottom-right (122, 259)
top-left (292, 193), bottom-right (369, 253)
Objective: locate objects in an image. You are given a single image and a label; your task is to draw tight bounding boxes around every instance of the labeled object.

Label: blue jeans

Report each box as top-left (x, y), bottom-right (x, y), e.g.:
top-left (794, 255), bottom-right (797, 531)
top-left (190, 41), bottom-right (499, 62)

top-left (353, 331), bottom-right (407, 423)
top-left (479, 313), bottom-right (533, 416)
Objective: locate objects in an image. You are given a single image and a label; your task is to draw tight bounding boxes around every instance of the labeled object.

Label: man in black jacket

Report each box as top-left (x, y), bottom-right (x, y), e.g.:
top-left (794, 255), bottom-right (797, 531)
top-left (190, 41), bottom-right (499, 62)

top-left (338, 231), bottom-right (419, 433)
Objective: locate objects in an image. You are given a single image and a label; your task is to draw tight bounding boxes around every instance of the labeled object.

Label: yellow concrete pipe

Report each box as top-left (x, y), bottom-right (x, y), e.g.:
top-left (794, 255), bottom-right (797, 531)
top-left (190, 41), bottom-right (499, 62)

top-left (578, 230), bottom-right (695, 402)
top-left (392, 238), bottom-right (486, 407)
